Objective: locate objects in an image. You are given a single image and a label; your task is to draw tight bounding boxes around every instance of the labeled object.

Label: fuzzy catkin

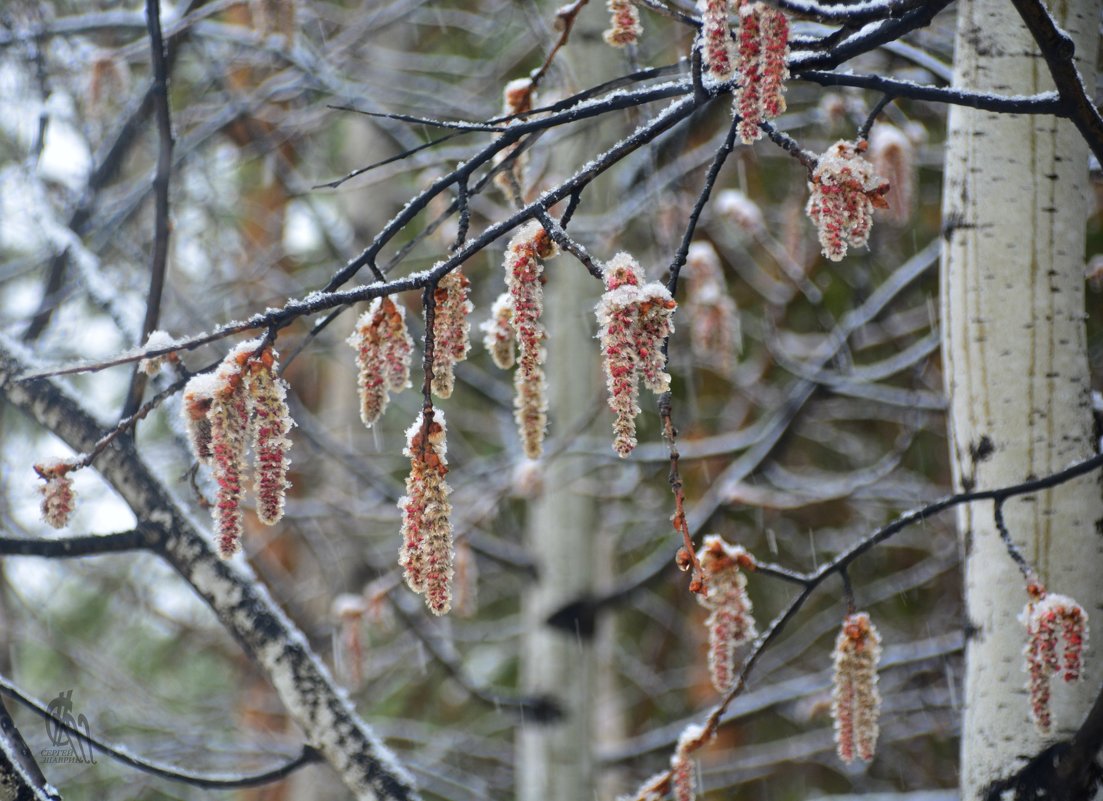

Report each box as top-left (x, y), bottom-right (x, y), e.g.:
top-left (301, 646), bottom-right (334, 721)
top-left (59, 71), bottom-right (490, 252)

top-left (604, 0), bottom-right (643, 48)
top-left (695, 534), bottom-right (756, 692)
top-left (399, 410), bottom-right (454, 615)
top-left (831, 612), bottom-right (882, 763)
top-left (245, 348), bottom-right (292, 527)
top-left (1022, 590), bottom-right (1089, 733)
top-left (806, 140), bottom-right (889, 261)
top-left (430, 269), bottom-right (473, 399)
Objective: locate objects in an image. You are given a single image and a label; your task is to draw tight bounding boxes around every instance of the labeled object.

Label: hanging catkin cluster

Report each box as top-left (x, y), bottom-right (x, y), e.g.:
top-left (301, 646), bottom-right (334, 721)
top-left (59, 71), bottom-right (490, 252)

top-left (831, 611), bottom-right (882, 763)
top-left (500, 222), bottom-right (558, 459)
top-left (430, 269), bottom-right (473, 398)
top-left (398, 410), bottom-right (454, 615)
top-left (805, 140), bottom-right (890, 261)
top-left (182, 339), bottom-right (293, 558)
top-left (685, 242), bottom-right (741, 374)
top-left (595, 253), bottom-right (676, 457)
top-left (603, 0), bottom-right (643, 48)
top-left (1021, 586), bottom-right (1088, 733)
top-left (734, 2), bottom-right (789, 144)
top-left (348, 296), bottom-right (413, 427)
top-left (35, 460), bottom-right (76, 529)
top-left (695, 534), bottom-right (757, 692)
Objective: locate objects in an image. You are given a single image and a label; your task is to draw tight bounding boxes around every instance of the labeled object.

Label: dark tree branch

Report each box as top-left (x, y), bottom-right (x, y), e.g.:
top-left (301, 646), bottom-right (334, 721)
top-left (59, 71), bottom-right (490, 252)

top-left (0, 674), bottom-right (321, 790)
top-left (121, 0), bottom-right (175, 420)
top-left (0, 529), bottom-right (150, 558)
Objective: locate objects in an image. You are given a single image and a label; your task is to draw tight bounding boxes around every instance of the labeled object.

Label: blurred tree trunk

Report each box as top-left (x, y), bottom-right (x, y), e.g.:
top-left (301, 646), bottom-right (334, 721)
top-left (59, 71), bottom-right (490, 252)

top-left (940, 0), bottom-right (1103, 797)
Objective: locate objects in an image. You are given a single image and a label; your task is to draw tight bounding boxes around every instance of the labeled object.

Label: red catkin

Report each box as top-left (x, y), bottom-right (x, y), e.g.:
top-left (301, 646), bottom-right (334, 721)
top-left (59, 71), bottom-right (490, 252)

top-left (430, 269), bottom-right (473, 399)
top-left (806, 140), bottom-right (889, 261)
top-left (1022, 589), bottom-right (1089, 733)
top-left (35, 460), bottom-right (76, 529)
top-left (695, 534), bottom-right (757, 692)
top-left (604, 0), bottom-right (643, 48)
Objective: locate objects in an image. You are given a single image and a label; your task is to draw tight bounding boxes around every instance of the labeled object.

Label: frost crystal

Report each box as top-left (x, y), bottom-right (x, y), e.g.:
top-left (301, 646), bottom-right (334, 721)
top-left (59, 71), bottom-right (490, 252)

top-left (348, 296), bottom-right (413, 428)
top-left (595, 253), bottom-right (676, 457)
top-left (430, 268), bottom-right (473, 399)
top-left (504, 223), bottom-right (558, 458)
top-left (695, 534), bottom-right (756, 692)
top-left (1022, 589), bottom-right (1089, 733)
top-left (35, 461), bottom-right (76, 529)
top-left (398, 410), bottom-right (454, 615)
top-left (831, 611), bottom-right (882, 763)
top-left (604, 0), bottom-right (643, 48)
top-left (805, 140), bottom-right (889, 261)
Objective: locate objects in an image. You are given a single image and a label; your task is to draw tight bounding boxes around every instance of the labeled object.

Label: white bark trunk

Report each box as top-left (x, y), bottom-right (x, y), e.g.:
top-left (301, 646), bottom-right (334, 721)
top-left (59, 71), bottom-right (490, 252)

top-left (517, 248), bottom-right (601, 801)
top-left (940, 1), bottom-right (1103, 797)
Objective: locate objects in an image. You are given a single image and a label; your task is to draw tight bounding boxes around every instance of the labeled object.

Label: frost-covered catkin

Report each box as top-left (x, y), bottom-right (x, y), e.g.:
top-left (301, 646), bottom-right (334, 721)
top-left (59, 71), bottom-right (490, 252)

top-left (245, 347), bottom-right (293, 526)
top-left (208, 351), bottom-right (251, 559)
top-left (806, 140), bottom-right (890, 261)
top-left (696, 535), bottom-right (756, 692)
top-left (398, 410), bottom-right (454, 615)
top-left (595, 253), bottom-right (676, 457)
top-left (504, 223), bottom-right (558, 458)
top-left (604, 0), bottom-right (643, 48)
top-left (831, 612), bottom-right (882, 763)
top-left (349, 297), bottom-right (413, 427)
top-left (715, 188), bottom-right (765, 235)
top-left (137, 329), bottom-right (178, 376)
top-left (35, 461), bottom-right (76, 529)
top-left (735, 2), bottom-right (789, 144)
top-left (1022, 588), bottom-right (1089, 733)
top-left (481, 292), bottom-right (517, 370)
top-left (685, 242), bottom-right (741, 374)
top-left (671, 723), bottom-right (705, 801)
top-left (698, 0), bottom-right (734, 82)
top-left (431, 269), bottom-right (473, 398)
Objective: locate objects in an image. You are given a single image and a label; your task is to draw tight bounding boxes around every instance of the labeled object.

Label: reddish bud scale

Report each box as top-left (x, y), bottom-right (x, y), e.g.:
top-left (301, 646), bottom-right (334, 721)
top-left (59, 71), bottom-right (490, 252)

top-left (604, 0), bottom-right (643, 48)
top-left (481, 293), bottom-right (517, 370)
top-left (1022, 592), bottom-right (1089, 732)
top-left (596, 254), bottom-right (676, 457)
top-left (698, 0), bottom-right (734, 82)
top-left (349, 297), bottom-right (414, 428)
top-left (831, 612), bottom-right (882, 763)
top-left (399, 411), bottom-right (455, 615)
top-left (806, 140), bottom-right (889, 261)
top-left (35, 462), bottom-right (76, 529)
top-left (430, 269), bottom-right (473, 399)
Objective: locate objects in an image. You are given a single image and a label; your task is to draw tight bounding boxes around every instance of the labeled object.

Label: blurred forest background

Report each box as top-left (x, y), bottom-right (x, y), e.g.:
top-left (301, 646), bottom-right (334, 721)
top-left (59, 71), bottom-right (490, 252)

top-left (0, 1), bottom-right (1101, 800)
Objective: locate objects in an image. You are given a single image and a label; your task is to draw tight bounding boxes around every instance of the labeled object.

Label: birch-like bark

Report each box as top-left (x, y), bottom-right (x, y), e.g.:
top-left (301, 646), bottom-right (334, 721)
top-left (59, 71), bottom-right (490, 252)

top-left (0, 339), bottom-right (418, 801)
top-left (940, 1), bottom-right (1103, 797)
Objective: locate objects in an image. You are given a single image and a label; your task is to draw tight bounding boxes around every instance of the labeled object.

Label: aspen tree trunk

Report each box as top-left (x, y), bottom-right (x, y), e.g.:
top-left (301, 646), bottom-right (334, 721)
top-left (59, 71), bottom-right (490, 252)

top-left (516, 11), bottom-right (611, 797)
top-left (940, 1), bottom-right (1103, 797)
